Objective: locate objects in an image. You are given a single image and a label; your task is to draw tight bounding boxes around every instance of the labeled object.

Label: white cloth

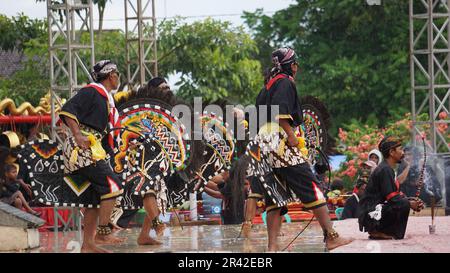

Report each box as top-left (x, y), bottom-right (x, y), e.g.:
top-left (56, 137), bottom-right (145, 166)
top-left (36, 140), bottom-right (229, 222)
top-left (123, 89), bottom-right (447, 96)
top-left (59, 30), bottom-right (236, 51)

top-left (89, 82), bottom-right (119, 146)
top-left (353, 192), bottom-right (360, 203)
top-left (368, 204), bottom-right (383, 221)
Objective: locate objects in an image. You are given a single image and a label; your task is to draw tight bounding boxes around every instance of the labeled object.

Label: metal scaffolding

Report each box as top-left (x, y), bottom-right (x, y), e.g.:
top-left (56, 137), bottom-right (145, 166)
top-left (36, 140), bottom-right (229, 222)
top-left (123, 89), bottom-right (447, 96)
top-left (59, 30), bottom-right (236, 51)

top-left (410, 0), bottom-right (450, 213)
top-left (410, 0), bottom-right (450, 153)
top-left (47, 0), bottom-right (95, 141)
top-left (124, 0), bottom-right (158, 90)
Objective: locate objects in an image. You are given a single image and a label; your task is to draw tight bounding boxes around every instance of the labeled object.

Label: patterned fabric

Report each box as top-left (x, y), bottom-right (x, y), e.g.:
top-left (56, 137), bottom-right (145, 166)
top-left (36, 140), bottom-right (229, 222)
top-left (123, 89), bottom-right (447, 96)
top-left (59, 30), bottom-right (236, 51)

top-left (16, 140), bottom-right (101, 208)
top-left (115, 101), bottom-right (189, 210)
top-left (245, 141), bottom-right (294, 207)
top-left (255, 124), bottom-right (306, 168)
top-left (190, 143), bottom-right (227, 193)
top-left (62, 125), bottom-right (104, 173)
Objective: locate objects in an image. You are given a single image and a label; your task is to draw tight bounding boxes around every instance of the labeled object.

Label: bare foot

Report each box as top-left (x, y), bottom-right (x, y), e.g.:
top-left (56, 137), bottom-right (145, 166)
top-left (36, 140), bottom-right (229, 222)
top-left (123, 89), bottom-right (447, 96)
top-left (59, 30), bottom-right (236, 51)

top-left (137, 235), bottom-right (162, 245)
top-left (110, 222), bottom-right (124, 232)
top-left (267, 244), bottom-right (278, 252)
top-left (80, 243), bottom-right (111, 253)
top-left (154, 223), bottom-right (166, 237)
top-left (241, 222), bottom-right (252, 238)
top-left (368, 231), bottom-right (394, 240)
top-left (243, 240), bottom-right (255, 252)
top-left (95, 234), bottom-right (127, 245)
top-left (326, 236), bottom-right (354, 251)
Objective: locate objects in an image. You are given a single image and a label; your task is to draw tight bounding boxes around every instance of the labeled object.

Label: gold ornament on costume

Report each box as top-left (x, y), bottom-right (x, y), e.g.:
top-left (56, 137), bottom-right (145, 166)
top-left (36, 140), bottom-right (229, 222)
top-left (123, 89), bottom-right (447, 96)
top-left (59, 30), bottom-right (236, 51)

top-left (0, 131), bottom-right (21, 148)
top-left (0, 92), bottom-right (66, 116)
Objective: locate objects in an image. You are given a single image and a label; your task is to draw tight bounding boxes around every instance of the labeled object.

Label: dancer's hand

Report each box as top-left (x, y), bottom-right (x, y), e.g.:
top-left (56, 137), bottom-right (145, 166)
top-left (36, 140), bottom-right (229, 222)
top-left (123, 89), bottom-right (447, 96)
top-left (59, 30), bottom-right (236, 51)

top-left (410, 199), bottom-right (424, 212)
top-left (74, 134), bottom-right (90, 149)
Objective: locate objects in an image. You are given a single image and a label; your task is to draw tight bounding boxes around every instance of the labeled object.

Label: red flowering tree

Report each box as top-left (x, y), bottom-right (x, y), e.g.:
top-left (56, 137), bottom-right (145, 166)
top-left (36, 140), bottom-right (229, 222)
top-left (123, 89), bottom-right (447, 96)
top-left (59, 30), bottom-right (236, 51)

top-left (334, 113), bottom-right (430, 189)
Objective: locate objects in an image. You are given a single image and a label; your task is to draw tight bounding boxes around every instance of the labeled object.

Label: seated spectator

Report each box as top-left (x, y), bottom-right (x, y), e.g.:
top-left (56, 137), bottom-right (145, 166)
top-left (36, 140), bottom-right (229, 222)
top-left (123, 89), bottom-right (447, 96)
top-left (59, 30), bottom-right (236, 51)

top-left (360, 160), bottom-right (377, 173)
top-left (342, 180), bottom-right (367, 219)
top-left (368, 149), bottom-right (383, 165)
top-left (327, 178), bottom-right (344, 198)
top-left (352, 161), bottom-right (376, 194)
top-left (0, 164), bottom-right (40, 216)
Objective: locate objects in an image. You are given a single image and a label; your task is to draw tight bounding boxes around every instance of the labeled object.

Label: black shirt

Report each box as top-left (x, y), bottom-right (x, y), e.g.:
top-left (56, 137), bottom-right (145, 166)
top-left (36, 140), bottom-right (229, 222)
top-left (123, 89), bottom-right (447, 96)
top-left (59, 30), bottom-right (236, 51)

top-left (255, 74), bottom-right (303, 128)
top-left (359, 161), bottom-right (403, 210)
top-left (342, 194), bottom-right (361, 219)
top-left (59, 86), bottom-right (109, 134)
top-left (0, 179), bottom-right (20, 198)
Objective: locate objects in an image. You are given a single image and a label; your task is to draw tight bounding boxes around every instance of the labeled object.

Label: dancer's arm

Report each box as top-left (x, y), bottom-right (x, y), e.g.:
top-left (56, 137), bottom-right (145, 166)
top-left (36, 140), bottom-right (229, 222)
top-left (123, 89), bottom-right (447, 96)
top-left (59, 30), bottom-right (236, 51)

top-left (279, 119), bottom-right (298, 147)
top-left (203, 187), bottom-right (223, 199)
top-left (63, 117), bottom-right (90, 149)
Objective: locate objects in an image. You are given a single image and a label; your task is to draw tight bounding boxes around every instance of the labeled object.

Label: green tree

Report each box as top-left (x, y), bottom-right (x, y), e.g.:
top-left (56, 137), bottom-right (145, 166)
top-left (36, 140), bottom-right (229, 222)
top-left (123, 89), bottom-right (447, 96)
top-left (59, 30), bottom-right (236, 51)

top-left (0, 14), bottom-right (49, 105)
top-left (243, 0), bottom-right (411, 130)
top-left (0, 13), bottom-right (46, 51)
top-left (157, 18), bottom-right (263, 104)
top-left (2, 15), bottom-right (263, 106)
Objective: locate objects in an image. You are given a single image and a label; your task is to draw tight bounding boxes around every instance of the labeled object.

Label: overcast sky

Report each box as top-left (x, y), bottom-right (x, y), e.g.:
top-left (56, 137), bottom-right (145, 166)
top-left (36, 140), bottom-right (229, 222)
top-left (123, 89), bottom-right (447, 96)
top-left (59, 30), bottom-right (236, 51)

top-left (1, 0), bottom-right (294, 29)
top-left (1, 0), bottom-right (294, 88)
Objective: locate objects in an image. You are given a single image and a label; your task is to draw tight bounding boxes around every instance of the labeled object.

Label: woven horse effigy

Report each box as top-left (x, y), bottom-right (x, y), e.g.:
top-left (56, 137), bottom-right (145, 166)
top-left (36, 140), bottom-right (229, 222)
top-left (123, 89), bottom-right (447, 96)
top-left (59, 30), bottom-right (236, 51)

top-left (16, 139), bottom-right (101, 208)
top-left (114, 98), bottom-right (189, 210)
top-left (188, 111), bottom-right (235, 192)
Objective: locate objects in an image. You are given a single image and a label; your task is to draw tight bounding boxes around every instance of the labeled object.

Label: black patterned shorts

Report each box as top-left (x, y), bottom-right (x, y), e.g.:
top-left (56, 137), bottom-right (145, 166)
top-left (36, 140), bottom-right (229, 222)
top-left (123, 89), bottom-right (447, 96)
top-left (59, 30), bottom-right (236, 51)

top-left (272, 163), bottom-right (326, 210)
top-left (72, 160), bottom-right (123, 200)
top-left (248, 176), bottom-right (265, 200)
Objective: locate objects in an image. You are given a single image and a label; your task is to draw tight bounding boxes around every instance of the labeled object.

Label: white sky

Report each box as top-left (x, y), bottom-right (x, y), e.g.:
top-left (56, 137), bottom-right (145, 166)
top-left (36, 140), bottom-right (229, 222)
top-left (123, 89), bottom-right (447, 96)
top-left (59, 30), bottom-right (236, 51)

top-left (1, 0), bottom-right (294, 29)
top-left (1, 0), bottom-right (294, 88)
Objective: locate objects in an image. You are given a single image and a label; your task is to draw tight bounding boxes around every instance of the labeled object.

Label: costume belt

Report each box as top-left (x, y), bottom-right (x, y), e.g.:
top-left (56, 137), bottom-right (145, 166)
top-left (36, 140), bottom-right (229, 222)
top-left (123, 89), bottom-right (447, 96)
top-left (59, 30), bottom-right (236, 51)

top-left (256, 122), bottom-right (308, 168)
top-left (63, 124), bottom-right (107, 173)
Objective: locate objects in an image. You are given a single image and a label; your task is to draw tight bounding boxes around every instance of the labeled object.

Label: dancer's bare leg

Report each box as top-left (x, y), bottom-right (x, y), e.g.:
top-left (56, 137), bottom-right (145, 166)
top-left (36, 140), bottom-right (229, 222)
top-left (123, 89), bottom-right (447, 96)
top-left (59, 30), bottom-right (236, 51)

top-left (137, 195), bottom-right (162, 245)
top-left (278, 215), bottom-right (284, 236)
top-left (266, 208), bottom-right (282, 252)
top-left (242, 198), bottom-right (257, 237)
top-left (81, 208), bottom-right (110, 253)
top-left (245, 198), bottom-right (257, 222)
top-left (312, 205), bottom-right (353, 250)
top-left (145, 194), bottom-right (165, 236)
top-left (95, 198), bottom-right (126, 244)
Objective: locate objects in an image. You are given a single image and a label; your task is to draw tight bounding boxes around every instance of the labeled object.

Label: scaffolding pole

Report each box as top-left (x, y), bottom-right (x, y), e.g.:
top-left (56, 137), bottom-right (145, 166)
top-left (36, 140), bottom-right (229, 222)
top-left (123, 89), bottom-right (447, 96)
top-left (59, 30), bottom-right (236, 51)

top-left (47, 0), bottom-right (95, 142)
top-left (124, 0), bottom-right (158, 90)
top-left (410, 0), bottom-right (450, 213)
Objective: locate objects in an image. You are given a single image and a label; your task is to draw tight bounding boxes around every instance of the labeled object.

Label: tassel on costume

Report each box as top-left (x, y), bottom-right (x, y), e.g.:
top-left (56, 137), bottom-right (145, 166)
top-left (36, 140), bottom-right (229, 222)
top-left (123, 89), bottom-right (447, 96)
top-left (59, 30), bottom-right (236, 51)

top-left (87, 133), bottom-right (106, 161)
top-left (70, 147), bottom-right (79, 164)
